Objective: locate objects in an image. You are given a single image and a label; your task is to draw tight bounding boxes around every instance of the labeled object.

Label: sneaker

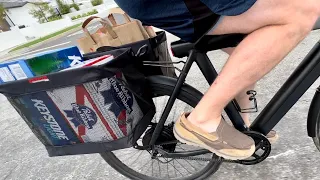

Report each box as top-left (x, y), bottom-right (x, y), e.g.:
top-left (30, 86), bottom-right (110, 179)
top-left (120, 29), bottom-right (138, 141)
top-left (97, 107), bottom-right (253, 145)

top-left (173, 113), bottom-right (255, 160)
top-left (266, 130), bottom-right (279, 144)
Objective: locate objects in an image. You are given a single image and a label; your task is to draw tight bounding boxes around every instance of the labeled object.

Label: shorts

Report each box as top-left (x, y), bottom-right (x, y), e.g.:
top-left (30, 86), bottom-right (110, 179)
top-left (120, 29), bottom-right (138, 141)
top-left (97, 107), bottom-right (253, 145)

top-left (114, 0), bottom-right (257, 42)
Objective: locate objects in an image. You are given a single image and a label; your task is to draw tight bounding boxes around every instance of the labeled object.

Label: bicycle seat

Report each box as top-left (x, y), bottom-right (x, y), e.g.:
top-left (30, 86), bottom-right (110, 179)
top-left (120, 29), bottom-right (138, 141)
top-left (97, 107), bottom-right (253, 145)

top-left (171, 34), bottom-right (246, 58)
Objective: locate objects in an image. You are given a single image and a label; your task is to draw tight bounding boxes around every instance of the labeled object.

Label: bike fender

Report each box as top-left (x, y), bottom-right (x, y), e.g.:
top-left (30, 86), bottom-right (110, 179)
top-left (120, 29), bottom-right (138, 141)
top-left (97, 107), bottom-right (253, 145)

top-left (146, 75), bottom-right (203, 101)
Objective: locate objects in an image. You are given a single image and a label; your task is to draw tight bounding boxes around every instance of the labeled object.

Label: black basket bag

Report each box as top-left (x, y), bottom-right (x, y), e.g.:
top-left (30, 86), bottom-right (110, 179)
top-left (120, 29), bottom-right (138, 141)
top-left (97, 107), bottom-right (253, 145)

top-left (84, 31), bottom-right (177, 77)
top-left (0, 48), bottom-right (155, 157)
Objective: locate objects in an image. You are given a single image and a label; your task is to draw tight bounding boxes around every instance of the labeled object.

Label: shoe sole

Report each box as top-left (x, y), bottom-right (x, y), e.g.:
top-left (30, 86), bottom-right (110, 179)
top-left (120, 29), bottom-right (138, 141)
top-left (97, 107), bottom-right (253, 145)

top-left (173, 126), bottom-right (255, 160)
top-left (267, 134), bottom-right (279, 144)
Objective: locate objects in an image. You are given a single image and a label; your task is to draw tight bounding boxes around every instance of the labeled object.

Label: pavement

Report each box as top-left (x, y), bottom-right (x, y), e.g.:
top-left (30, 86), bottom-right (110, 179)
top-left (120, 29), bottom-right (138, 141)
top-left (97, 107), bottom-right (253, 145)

top-left (1, 27), bottom-right (320, 180)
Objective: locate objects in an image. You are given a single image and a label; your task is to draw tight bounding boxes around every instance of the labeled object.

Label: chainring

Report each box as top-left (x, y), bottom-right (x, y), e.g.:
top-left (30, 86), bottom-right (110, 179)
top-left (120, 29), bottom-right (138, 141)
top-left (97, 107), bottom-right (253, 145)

top-left (234, 131), bottom-right (272, 165)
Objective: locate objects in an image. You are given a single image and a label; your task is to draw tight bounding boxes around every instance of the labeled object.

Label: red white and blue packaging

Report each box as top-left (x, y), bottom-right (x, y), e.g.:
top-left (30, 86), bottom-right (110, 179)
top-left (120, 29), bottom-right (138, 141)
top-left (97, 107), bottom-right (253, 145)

top-left (14, 92), bottom-right (81, 146)
top-left (47, 74), bottom-right (143, 143)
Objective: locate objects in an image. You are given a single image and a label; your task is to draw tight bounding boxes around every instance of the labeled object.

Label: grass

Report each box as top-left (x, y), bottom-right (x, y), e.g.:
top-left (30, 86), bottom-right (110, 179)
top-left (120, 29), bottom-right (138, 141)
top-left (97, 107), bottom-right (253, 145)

top-left (9, 23), bottom-right (82, 53)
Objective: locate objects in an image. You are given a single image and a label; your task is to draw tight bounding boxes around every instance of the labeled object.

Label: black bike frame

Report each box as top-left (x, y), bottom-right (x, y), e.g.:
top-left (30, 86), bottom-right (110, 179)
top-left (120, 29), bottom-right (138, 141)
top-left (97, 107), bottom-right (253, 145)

top-left (149, 41), bottom-right (320, 146)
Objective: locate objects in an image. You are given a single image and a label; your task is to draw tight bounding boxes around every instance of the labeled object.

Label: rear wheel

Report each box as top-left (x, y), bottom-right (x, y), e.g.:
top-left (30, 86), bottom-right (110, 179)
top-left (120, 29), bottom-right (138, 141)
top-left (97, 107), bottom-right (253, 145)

top-left (101, 77), bottom-right (222, 180)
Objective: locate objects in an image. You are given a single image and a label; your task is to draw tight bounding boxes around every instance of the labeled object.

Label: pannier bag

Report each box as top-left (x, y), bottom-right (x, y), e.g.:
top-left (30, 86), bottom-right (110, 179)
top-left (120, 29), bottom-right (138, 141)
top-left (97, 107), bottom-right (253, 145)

top-left (87, 31), bottom-right (177, 77)
top-left (0, 48), bottom-right (155, 156)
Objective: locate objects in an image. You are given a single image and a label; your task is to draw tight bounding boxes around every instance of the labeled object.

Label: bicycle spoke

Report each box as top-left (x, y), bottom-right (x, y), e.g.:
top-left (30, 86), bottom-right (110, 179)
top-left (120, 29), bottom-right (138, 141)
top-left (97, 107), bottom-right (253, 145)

top-left (170, 161), bottom-right (184, 177)
top-left (138, 159), bottom-right (153, 173)
top-left (158, 159), bottom-right (161, 177)
top-left (116, 151), bottom-right (137, 160)
top-left (128, 151), bottom-right (144, 167)
top-left (167, 160), bottom-right (170, 179)
top-left (182, 158), bottom-right (198, 171)
top-left (175, 159), bottom-right (192, 175)
top-left (173, 161), bottom-right (177, 177)
top-left (152, 159), bottom-right (154, 177)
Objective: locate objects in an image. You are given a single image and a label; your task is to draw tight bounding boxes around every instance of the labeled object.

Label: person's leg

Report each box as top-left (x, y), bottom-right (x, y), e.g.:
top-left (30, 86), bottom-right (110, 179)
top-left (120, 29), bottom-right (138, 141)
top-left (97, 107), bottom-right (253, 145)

top-left (174, 0), bottom-right (319, 159)
top-left (188, 0), bottom-right (320, 132)
top-left (222, 47), bottom-right (253, 126)
top-left (223, 47), bottom-right (279, 143)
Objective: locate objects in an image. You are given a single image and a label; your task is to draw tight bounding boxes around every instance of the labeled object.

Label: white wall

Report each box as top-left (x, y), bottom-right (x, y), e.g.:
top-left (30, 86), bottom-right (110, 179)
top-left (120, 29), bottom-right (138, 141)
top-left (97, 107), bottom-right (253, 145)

top-left (0, 30), bottom-right (27, 52)
top-left (5, 3), bottom-right (39, 27)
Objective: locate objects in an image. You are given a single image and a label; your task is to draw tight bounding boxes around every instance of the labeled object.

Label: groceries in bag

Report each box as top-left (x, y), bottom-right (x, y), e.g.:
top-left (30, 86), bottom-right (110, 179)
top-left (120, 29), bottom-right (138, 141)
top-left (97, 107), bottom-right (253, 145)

top-left (77, 8), bottom-right (148, 53)
top-left (0, 46), bottom-right (84, 84)
top-left (64, 55), bottom-right (114, 71)
top-left (7, 51), bottom-right (142, 145)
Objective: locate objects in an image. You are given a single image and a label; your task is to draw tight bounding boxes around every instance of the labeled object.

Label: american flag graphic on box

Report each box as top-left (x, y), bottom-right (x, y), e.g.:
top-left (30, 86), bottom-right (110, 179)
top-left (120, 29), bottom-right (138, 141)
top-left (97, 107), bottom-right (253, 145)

top-left (48, 73), bottom-right (143, 143)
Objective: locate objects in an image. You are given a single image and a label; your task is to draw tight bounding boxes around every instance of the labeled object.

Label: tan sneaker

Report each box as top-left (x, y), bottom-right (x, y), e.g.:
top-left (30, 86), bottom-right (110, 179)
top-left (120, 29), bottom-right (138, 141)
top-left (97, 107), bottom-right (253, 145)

top-left (173, 113), bottom-right (255, 160)
top-left (266, 130), bottom-right (279, 144)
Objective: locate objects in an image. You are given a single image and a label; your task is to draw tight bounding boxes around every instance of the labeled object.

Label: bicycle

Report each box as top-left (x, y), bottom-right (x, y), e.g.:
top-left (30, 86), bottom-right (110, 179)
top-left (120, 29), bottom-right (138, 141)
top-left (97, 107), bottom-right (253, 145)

top-left (99, 25), bottom-right (320, 179)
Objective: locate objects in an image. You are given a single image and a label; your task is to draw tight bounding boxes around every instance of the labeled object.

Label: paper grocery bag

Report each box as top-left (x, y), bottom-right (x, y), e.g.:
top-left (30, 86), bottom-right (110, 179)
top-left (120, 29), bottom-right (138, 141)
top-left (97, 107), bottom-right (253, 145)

top-left (77, 16), bottom-right (122, 53)
top-left (107, 8), bottom-right (149, 42)
top-left (78, 12), bottom-right (146, 53)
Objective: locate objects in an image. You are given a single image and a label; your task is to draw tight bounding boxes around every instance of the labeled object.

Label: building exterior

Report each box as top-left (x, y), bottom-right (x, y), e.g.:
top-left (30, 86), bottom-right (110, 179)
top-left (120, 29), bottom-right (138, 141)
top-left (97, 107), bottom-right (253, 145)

top-left (0, 0), bottom-right (52, 31)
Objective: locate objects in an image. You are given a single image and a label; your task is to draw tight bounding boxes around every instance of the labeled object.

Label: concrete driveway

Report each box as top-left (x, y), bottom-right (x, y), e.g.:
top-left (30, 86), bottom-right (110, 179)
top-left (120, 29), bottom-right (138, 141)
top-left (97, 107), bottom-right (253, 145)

top-left (1, 29), bottom-right (320, 180)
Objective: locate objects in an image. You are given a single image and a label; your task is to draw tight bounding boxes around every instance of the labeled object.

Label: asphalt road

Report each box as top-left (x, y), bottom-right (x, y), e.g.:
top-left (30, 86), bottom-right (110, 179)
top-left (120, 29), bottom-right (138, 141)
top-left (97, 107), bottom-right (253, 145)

top-left (1, 28), bottom-right (320, 180)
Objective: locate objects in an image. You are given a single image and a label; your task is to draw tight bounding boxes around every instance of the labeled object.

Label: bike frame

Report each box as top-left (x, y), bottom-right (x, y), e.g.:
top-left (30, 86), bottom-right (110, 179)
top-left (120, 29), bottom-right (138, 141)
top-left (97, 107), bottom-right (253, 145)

top-left (149, 40), bottom-right (320, 146)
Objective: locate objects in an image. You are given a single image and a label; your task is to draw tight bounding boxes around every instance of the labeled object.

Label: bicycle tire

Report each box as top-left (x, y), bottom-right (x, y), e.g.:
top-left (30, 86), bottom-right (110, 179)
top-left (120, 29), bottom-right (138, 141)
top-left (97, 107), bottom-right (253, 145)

top-left (307, 89), bottom-right (320, 150)
top-left (100, 77), bottom-right (222, 180)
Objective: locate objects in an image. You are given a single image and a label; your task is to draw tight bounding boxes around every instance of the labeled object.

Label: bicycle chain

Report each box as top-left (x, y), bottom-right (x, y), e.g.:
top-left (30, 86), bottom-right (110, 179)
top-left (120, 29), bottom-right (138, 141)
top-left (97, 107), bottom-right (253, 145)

top-left (154, 131), bottom-right (271, 165)
top-left (154, 143), bottom-right (238, 164)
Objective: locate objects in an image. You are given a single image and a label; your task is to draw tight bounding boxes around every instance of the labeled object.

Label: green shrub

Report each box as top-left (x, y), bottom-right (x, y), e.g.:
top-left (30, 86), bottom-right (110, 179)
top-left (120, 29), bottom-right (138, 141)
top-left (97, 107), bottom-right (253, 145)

top-left (56, 0), bottom-right (70, 14)
top-left (71, 3), bottom-right (80, 11)
top-left (82, 13), bottom-right (88, 17)
top-left (91, 0), bottom-right (103, 6)
top-left (48, 16), bottom-right (62, 22)
top-left (70, 9), bottom-right (99, 20)
top-left (86, 9), bottom-right (98, 16)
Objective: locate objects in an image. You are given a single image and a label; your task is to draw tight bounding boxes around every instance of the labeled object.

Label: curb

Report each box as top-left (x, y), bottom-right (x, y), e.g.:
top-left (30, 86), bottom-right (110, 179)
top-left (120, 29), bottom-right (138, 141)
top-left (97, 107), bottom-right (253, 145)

top-left (0, 25), bottom-right (83, 62)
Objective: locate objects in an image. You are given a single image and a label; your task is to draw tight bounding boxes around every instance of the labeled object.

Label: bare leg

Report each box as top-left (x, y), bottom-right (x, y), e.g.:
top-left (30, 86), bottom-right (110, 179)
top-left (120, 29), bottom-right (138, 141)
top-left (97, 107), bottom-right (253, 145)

top-left (188, 0), bottom-right (320, 133)
top-left (222, 47), bottom-right (254, 126)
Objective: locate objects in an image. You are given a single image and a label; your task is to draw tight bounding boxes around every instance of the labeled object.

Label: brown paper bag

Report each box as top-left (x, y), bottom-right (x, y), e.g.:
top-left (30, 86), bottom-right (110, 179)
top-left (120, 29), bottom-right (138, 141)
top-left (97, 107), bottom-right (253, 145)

top-left (77, 16), bottom-right (122, 53)
top-left (108, 8), bottom-right (176, 77)
top-left (77, 11), bottom-right (147, 53)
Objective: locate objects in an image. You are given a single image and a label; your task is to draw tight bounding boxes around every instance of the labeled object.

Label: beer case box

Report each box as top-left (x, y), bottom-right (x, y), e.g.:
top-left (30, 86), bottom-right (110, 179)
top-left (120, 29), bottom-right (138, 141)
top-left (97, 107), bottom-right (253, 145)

top-left (0, 46), bottom-right (84, 84)
top-left (0, 61), bottom-right (34, 84)
top-left (9, 75), bottom-right (144, 146)
top-left (11, 92), bottom-right (81, 146)
top-left (48, 75), bottom-right (144, 143)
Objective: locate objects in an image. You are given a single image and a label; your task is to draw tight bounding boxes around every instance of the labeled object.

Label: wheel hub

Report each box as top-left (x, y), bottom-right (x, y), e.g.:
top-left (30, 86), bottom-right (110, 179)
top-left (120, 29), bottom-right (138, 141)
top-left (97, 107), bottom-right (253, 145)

top-left (142, 122), bottom-right (177, 153)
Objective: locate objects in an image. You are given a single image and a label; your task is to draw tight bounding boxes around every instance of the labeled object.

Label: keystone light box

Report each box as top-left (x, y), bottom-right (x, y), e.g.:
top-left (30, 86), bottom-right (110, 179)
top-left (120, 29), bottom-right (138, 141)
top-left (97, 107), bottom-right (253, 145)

top-left (0, 46), bottom-right (83, 84)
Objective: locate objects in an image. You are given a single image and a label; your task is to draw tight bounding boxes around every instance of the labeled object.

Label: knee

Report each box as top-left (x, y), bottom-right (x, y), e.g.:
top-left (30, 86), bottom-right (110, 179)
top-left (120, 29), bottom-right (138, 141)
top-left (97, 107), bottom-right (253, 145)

top-left (292, 2), bottom-right (320, 33)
